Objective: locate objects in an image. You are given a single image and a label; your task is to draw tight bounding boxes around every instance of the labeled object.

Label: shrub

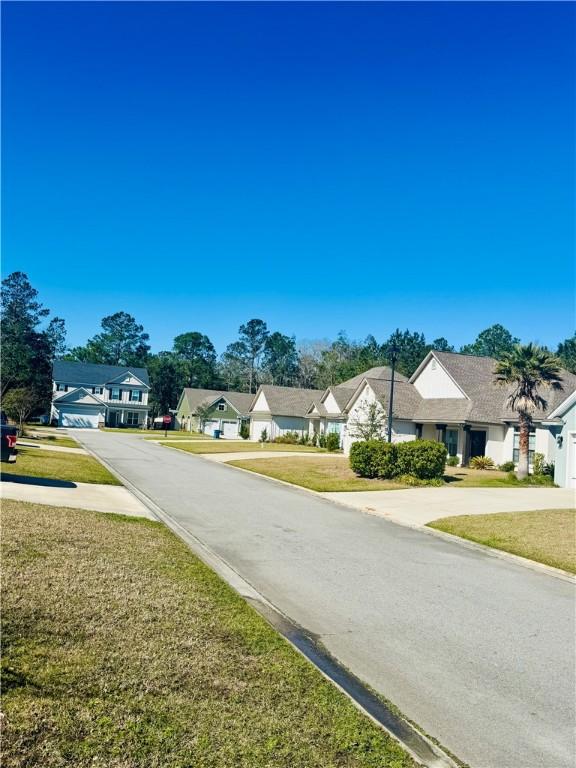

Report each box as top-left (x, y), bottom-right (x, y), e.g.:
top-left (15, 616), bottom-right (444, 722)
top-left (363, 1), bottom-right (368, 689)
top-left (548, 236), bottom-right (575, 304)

top-left (533, 452), bottom-right (545, 476)
top-left (274, 431), bottom-right (299, 444)
top-left (499, 461), bottom-right (515, 472)
top-left (324, 433), bottom-right (341, 452)
top-left (350, 441), bottom-right (383, 478)
top-left (239, 422), bottom-right (250, 440)
top-left (260, 428), bottom-right (268, 443)
top-left (396, 440), bottom-right (447, 479)
top-left (318, 433), bottom-right (327, 449)
top-left (469, 455), bottom-right (495, 470)
top-left (446, 456), bottom-right (459, 467)
top-left (397, 474), bottom-right (444, 487)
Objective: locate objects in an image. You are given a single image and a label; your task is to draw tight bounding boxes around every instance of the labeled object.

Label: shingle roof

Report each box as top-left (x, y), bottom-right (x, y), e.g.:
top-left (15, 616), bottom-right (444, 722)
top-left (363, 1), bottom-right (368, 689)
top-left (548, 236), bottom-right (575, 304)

top-left (329, 386), bottom-right (356, 411)
top-left (252, 385), bottom-right (325, 417)
top-left (413, 398), bottom-right (471, 422)
top-left (339, 366), bottom-right (408, 390)
top-left (181, 388), bottom-right (252, 416)
top-left (53, 360), bottom-right (149, 386)
top-left (432, 351), bottom-right (576, 422)
top-left (367, 379), bottom-right (423, 420)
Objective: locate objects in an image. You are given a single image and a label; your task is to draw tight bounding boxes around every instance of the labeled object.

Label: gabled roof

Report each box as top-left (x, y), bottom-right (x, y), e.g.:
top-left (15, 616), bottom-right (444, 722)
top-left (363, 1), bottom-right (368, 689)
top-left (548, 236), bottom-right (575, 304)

top-left (180, 388), bottom-right (252, 416)
top-left (328, 386), bottom-right (357, 411)
top-left (363, 378), bottom-right (423, 420)
top-left (413, 351), bottom-right (576, 422)
top-left (53, 360), bottom-right (149, 386)
top-left (338, 366), bottom-right (408, 390)
top-left (52, 387), bottom-right (108, 407)
top-left (250, 385), bottom-right (325, 417)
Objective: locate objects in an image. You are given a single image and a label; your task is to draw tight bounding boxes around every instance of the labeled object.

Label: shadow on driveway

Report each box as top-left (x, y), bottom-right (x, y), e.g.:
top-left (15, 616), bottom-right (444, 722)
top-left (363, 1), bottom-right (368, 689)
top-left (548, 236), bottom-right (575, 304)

top-left (0, 473), bottom-right (77, 488)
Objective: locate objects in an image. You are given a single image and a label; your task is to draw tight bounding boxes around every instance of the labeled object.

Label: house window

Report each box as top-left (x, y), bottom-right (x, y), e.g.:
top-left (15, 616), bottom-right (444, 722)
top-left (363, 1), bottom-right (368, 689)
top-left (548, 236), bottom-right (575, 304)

top-left (130, 390), bottom-right (142, 402)
top-left (217, 403), bottom-right (226, 411)
top-left (444, 429), bottom-right (458, 457)
top-left (92, 387), bottom-right (103, 395)
top-left (56, 383), bottom-right (67, 392)
top-left (513, 427), bottom-right (535, 463)
top-left (109, 388), bottom-right (121, 401)
top-left (126, 412), bottom-right (140, 426)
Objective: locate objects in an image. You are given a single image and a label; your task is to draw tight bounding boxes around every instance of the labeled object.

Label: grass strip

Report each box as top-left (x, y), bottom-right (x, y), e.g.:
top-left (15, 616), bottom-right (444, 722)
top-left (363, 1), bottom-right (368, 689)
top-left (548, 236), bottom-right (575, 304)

top-left (2, 500), bottom-right (414, 768)
top-left (1, 446), bottom-right (120, 485)
top-left (428, 509), bottom-right (576, 572)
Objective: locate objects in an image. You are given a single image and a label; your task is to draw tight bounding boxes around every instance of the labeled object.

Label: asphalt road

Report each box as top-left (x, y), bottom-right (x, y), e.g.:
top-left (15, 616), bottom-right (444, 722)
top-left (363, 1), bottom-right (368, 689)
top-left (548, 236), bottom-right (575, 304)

top-left (79, 431), bottom-right (575, 768)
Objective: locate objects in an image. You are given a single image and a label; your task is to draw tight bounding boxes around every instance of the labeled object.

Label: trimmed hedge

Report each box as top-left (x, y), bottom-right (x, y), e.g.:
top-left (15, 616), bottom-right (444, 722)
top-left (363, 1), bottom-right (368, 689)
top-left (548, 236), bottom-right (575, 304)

top-left (349, 439), bottom-right (447, 481)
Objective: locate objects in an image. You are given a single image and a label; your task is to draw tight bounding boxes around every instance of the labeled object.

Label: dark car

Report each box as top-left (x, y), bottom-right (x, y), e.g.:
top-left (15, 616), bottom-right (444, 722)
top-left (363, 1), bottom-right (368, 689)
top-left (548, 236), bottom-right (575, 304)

top-left (1, 425), bottom-right (18, 463)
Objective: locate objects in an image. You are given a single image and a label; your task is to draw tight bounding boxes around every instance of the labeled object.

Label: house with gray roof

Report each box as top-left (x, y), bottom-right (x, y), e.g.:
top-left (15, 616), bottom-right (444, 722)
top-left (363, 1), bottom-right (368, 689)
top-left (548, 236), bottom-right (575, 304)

top-left (51, 360), bottom-right (150, 428)
top-left (175, 388), bottom-right (253, 438)
top-left (341, 350), bottom-right (575, 466)
top-left (249, 384), bottom-right (325, 440)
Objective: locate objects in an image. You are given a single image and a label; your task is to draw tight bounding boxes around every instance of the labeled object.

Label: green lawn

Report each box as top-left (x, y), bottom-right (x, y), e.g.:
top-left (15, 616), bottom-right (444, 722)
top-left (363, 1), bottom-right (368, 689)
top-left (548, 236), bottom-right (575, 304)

top-left (230, 456), bottom-right (411, 491)
top-left (428, 509), bottom-right (576, 573)
top-left (19, 434), bottom-right (80, 449)
top-left (1, 447), bottom-right (120, 485)
top-left (1, 500), bottom-right (414, 768)
top-left (162, 441), bottom-right (326, 454)
top-left (225, 457), bottom-right (555, 492)
top-left (144, 432), bottom-right (212, 440)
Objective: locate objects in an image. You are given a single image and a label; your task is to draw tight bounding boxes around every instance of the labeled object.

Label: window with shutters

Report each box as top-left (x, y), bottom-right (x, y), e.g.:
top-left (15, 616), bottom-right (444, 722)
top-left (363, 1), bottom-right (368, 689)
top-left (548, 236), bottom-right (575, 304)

top-left (110, 388), bottom-right (121, 401)
top-left (130, 390), bottom-right (141, 402)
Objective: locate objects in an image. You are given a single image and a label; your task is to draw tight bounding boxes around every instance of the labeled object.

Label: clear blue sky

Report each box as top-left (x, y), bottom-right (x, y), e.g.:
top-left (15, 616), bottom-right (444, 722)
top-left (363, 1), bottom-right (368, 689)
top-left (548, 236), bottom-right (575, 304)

top-left (3, 1), bottom-right (574, 353)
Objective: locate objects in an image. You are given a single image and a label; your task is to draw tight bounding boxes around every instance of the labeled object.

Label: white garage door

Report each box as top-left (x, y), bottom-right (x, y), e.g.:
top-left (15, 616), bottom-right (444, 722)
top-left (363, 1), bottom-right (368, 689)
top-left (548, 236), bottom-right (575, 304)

top-left (222, 420), bottom-right (239, 439)
top-left (59, 407), bottom-right (101, 429)
top-left (203, 420), bottom-right (219, 436)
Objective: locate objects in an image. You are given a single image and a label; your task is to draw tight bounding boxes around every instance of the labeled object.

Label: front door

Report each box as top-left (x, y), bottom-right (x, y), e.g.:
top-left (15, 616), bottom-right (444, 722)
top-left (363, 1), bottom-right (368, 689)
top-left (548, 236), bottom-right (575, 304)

top-left (108, 411), bottom-right (118, 427)
top-left (470, 430), bottom-right (486, 458)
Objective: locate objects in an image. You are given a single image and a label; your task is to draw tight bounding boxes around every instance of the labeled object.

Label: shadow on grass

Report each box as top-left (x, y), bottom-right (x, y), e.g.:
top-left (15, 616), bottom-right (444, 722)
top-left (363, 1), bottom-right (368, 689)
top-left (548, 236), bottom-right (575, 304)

top-left (0, 473), bottom-right (77, 488)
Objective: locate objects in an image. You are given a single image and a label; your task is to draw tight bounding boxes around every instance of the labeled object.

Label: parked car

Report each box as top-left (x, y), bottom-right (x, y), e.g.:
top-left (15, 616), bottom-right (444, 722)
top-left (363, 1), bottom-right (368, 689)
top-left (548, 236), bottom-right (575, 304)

top-left (1, 425), bottom-right (18, 463)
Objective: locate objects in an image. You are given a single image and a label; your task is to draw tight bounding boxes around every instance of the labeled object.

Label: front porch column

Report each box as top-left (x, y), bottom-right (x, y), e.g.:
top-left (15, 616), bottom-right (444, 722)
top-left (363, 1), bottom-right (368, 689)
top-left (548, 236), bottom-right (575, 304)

top-left (462, 426), bottom-right (471, 466)
top-left (435, 423), bottom-right (447, 444)
top-left (121, 409), bottom-right (124, 425)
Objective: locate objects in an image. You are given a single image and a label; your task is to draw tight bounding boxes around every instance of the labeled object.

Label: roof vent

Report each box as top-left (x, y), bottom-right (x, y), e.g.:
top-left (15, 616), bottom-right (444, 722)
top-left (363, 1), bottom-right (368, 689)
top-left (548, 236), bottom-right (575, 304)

top-left (431, 360), bottom-right (437, 370)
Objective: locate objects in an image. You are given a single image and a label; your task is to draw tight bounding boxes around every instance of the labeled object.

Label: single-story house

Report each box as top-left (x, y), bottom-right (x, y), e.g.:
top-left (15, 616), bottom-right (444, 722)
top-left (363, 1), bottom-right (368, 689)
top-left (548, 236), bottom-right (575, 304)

top-left (51, 361), bottom-right (150, 428)
top-left (341, 351), bottom-right (575, 467)
top-left (547, 390), bottom-right (576, 488)
top-left (175, 388), bottom-right (253, 438)
top-left (306, 366), bottom-right (408, 444)
top-left (249, 385), bottom-right (325, 441)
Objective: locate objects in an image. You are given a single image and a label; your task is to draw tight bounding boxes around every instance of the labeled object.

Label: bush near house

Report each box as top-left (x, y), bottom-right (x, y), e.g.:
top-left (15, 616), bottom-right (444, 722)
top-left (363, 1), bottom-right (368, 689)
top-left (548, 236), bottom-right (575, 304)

top-left (350, 440), bottom-right (446, 481)
top-left (499, 461), bottom-right (515, 472)
top-left (469, 455), bottom-right (495, 470)
top-left (273, 431), bottom-right (300, 444)
top-left (324, 433), bottom-right (341, 452)
top-left (446, 456), bottom-right (459, 467)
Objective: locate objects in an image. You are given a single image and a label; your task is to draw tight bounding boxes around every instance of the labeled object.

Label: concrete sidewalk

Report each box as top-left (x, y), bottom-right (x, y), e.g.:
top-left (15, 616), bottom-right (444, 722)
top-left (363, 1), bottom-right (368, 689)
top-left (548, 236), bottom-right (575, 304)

top-left (1, 477), bottom-right (154, 518)
top-left (322, 486), bottom-right (575, 526)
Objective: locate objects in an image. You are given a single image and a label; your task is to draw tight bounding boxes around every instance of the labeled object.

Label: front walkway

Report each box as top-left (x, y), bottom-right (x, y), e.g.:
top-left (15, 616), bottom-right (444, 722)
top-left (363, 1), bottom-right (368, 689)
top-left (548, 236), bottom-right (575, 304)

top-left (1, 477), bottom-right (153, 518)
top-left (322, 486), bottom-right (575, 526)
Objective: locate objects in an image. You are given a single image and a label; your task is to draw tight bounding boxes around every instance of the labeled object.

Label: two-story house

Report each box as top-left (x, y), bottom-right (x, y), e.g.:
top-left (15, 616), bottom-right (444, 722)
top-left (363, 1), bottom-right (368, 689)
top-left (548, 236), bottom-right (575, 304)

top-left (51, 361), bottom-right (150, 428)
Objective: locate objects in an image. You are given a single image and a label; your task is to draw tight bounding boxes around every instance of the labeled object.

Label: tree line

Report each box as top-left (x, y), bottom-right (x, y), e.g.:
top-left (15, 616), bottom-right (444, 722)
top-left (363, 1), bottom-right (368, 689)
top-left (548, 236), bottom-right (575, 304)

top-left (2, 271), bottom-right (575, 418)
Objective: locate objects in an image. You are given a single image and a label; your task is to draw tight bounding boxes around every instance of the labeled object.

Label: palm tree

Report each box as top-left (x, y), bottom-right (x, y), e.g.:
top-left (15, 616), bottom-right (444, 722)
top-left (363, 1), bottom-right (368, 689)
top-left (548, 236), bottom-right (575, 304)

top-left (494, 344), bottom-right (563, 479)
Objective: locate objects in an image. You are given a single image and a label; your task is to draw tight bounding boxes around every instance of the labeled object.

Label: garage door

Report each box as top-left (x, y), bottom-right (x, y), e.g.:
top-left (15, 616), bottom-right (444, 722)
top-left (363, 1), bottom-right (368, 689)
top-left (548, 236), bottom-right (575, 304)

top-left (222, 420), bottom-right (239, 439)
top-left (203, 420), bottom-right (219, 436)
top-left (59, 407), bottom-right (101, 429)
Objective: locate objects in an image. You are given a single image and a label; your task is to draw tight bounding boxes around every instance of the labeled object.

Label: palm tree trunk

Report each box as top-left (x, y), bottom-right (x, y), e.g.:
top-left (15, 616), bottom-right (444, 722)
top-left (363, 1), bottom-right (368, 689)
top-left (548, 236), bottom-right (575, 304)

top-left (517, 412), bottom-right (530, 480)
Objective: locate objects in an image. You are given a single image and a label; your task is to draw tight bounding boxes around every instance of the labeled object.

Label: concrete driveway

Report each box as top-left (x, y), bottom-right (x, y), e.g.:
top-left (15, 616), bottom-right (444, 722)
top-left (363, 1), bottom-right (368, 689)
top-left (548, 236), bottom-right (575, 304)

top-left (76, 430), bottom-right (575, 768)
top-left (323, 486), bottom-right (575, 526)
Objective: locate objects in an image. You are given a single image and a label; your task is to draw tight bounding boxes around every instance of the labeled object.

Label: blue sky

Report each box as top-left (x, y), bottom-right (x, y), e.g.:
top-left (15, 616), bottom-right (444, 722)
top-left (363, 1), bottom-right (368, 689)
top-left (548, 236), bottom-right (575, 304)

top-left (3, 1), bottom-right (574, 353)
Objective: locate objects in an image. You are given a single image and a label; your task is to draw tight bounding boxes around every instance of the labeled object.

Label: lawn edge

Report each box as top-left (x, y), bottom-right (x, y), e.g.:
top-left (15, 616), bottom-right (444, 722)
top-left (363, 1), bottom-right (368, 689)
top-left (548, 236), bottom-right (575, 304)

top-left (76, 436), bottom-right (459, 768)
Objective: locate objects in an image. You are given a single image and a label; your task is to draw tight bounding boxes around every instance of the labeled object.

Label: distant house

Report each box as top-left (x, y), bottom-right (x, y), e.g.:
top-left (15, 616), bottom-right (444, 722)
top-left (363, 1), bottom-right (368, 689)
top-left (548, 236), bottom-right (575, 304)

top-left (51, 361), bottom-right (150, 429)
top-left (547, 390), bottom-right (576, 488)
top-left (175, 388), bottom-right (253, 438)
top-left (249, 385), bottom-right (325, 440)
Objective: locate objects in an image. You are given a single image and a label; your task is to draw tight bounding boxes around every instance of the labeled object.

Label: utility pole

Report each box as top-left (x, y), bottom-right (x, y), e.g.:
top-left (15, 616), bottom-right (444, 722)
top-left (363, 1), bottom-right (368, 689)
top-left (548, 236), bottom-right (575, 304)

top-left (386, 343), bottom-right (399, 443)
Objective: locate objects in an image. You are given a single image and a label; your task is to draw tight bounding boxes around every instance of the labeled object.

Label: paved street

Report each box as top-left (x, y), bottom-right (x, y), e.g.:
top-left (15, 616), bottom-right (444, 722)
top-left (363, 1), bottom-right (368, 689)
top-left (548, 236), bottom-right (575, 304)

top-left (78, 430), bottom-right (575, 768)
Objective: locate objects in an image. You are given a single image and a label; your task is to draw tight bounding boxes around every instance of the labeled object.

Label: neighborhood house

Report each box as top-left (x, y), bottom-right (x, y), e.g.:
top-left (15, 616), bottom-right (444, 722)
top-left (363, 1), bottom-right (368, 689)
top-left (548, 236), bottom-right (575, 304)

top-left (51, 361), bottom-right (150, 428)
top-left (175, 388), bottom-right (253, 438)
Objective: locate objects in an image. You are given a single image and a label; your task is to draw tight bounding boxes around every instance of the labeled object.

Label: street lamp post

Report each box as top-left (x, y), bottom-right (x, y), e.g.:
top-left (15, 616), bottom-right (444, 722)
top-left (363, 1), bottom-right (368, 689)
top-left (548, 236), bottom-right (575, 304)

top-left (386, 344), bottom-right (399, 443)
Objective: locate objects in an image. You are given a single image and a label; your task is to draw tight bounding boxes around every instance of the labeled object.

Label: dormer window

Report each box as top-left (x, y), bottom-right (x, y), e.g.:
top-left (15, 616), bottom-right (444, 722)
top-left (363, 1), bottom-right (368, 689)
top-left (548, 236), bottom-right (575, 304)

top-left (56, 383), bottom-right (67, 392)
top-left (217, 402), bottom-right (226, 411)
top-left (93, 387), bottom-right (103, 395)
top-left (431, 360), bottom-right (437, 370)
